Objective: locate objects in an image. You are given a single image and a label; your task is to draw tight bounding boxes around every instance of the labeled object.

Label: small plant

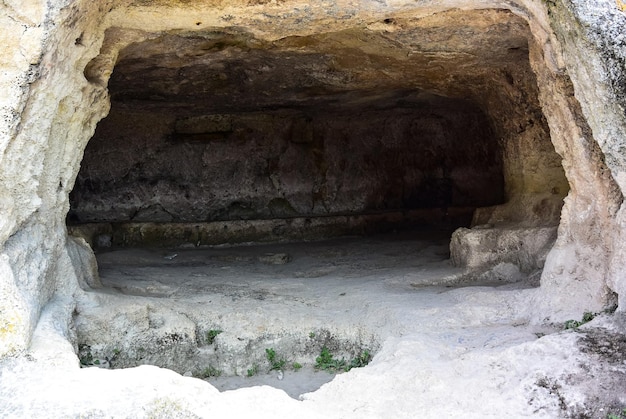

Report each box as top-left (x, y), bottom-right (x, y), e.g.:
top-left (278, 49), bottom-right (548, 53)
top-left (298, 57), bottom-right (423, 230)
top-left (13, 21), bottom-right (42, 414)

top-left (247, 364), bottom-right (259, 377)
top-left (607, 408), bottom-right (626, 419)
top-left (292, 362), bottom-right (302, 371)
top-left (200, 366), bottom-right (222, 378)
top-left (315, 347), bottom-right (347, 372)
top-left (309, 332), bottom-right (316, 339)
top-left (348, 350), bottom-right (372, 370)
top-left (315, 347), bottom-right (372, 373)
top-left (564, 311), bottom-right (596, 330)
top-left (206, 329), bottom-right (223, 345)
top-left (78, 344), bottom-right (109, 367)
top-left (265, 348), bottom-right (286, 371)
top-left (108, 348), bottom-right (121, 367)
top-left (582, 312), bottom-right (595, 322)
top-left (78, 344), bottom-right (94, 367)
top-left (315, 347), bottom-right (334, 370)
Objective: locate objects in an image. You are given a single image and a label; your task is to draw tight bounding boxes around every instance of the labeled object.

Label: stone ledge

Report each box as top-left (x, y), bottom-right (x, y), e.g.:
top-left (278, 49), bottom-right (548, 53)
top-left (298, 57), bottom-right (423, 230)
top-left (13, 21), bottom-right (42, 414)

top-left (450, 225), bottom-right (558, 273)
top-left (67, 208), bottom-right (474, 248)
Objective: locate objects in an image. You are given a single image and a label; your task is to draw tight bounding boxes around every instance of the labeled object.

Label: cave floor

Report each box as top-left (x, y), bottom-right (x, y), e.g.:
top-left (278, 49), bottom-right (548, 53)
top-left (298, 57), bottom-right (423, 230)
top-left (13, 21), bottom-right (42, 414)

top-left (89, 231), bottom-right (548, 397)
top-left (95, 230), bottom-right (483, 300)
top-left (3, 232), bottom-right (624, 418)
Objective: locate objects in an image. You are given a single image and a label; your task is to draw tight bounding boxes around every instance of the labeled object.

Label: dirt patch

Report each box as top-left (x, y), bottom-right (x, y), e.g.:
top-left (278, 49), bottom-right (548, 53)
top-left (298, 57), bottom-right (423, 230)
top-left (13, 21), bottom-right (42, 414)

top-left (579, 327), bottom-right (626, 364)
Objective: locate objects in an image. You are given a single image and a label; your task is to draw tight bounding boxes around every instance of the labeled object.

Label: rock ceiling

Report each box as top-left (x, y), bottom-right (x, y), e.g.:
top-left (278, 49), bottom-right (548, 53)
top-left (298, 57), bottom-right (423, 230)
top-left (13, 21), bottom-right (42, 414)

top-left (105, 8), bottom-right (531, 115)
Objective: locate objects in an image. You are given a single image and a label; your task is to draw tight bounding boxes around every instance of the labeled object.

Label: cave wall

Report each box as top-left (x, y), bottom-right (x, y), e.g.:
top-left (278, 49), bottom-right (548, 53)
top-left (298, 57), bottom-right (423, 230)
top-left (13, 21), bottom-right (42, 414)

top-left (71, 103), bottom-right (503, 223)
top-left (528, 0), bottom-right (626, 315)
top-left (0, 0), bottom-right (113, 357)
top-left (0, 0), bottom-right (625, 357)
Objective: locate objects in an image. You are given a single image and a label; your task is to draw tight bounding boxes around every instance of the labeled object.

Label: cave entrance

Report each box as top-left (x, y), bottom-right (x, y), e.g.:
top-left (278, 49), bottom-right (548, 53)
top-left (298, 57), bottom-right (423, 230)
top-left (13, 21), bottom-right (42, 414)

top-left (69, 8), bottom-right (568, 396)
top-left (69, 92), bottom-right (504, 246)
top-left (70, 9), bottom-right (568, 250)
top-left (69, 29), bottom-right (508, 246)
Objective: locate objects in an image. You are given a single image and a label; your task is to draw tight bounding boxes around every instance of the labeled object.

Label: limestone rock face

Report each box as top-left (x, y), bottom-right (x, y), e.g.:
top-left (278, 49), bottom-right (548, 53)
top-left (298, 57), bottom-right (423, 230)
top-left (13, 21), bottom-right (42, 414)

top-left (0, 0), bottom-right (625, 371)
top-left (71, 103), bottom-right (503, 223)
top-left (2, 0), bottom-right (626, 417)
top-left (0, 0), bottom-right (112, 357)
top-left (530, 0), bottom-right (626, 316)
top-left (451, 226), bottom-right (558, 274)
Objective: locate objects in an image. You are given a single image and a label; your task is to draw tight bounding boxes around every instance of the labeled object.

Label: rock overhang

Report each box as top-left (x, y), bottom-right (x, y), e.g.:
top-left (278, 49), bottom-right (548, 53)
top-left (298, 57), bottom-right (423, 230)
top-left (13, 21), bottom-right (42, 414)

top-left (101, 8), bottom-right (532, 111)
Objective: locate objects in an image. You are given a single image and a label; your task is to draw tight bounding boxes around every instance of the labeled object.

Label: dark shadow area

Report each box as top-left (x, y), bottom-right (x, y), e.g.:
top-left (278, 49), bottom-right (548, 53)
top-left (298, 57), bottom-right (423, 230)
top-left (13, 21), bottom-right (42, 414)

top-left (69, 30), bottom-right (507, 244)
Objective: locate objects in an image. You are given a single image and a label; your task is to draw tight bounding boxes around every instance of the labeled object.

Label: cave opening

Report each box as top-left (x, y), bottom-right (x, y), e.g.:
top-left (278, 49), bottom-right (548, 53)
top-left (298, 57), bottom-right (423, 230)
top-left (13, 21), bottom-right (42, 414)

top-left (69, 10), bottom-right (570, 254)
top-left (69, 77), bottom-right (505, 244)
top-left (69, 14), bottom-right (536, 247)
top-left (68, 8), bottom-right (569, 392)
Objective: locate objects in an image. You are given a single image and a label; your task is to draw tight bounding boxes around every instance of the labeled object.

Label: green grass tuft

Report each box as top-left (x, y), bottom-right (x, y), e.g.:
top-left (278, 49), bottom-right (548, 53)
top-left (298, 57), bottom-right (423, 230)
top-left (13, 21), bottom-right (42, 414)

top-left (315, 347), bottom-right (372, 373)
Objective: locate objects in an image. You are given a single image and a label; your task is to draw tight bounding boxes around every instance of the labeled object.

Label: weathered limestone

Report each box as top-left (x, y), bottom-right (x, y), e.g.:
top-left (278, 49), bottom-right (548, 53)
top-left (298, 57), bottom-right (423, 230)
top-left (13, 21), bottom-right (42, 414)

top-left (0, 0), bottom-right (613, 352)
top-left (451, 226), bottom-right (558, 274)
top-left (529, 0), bottom-right (626, 317)
top-left (68, 209), bottom-right (474, 249)
top-left (0, 1), bottom-right (626, 416)
top-left (71, 105), bottom-right (502, 224)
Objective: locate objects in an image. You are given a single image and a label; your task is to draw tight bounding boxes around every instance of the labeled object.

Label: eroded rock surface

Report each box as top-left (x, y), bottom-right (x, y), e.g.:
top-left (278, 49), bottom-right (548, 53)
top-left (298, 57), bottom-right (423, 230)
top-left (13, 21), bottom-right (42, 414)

top-left (72, 103), bottom-right (503, 223)
top-left (70, 8), bottom-right (563, 228)
top-left (1, 0), bottom-right (626, 417)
